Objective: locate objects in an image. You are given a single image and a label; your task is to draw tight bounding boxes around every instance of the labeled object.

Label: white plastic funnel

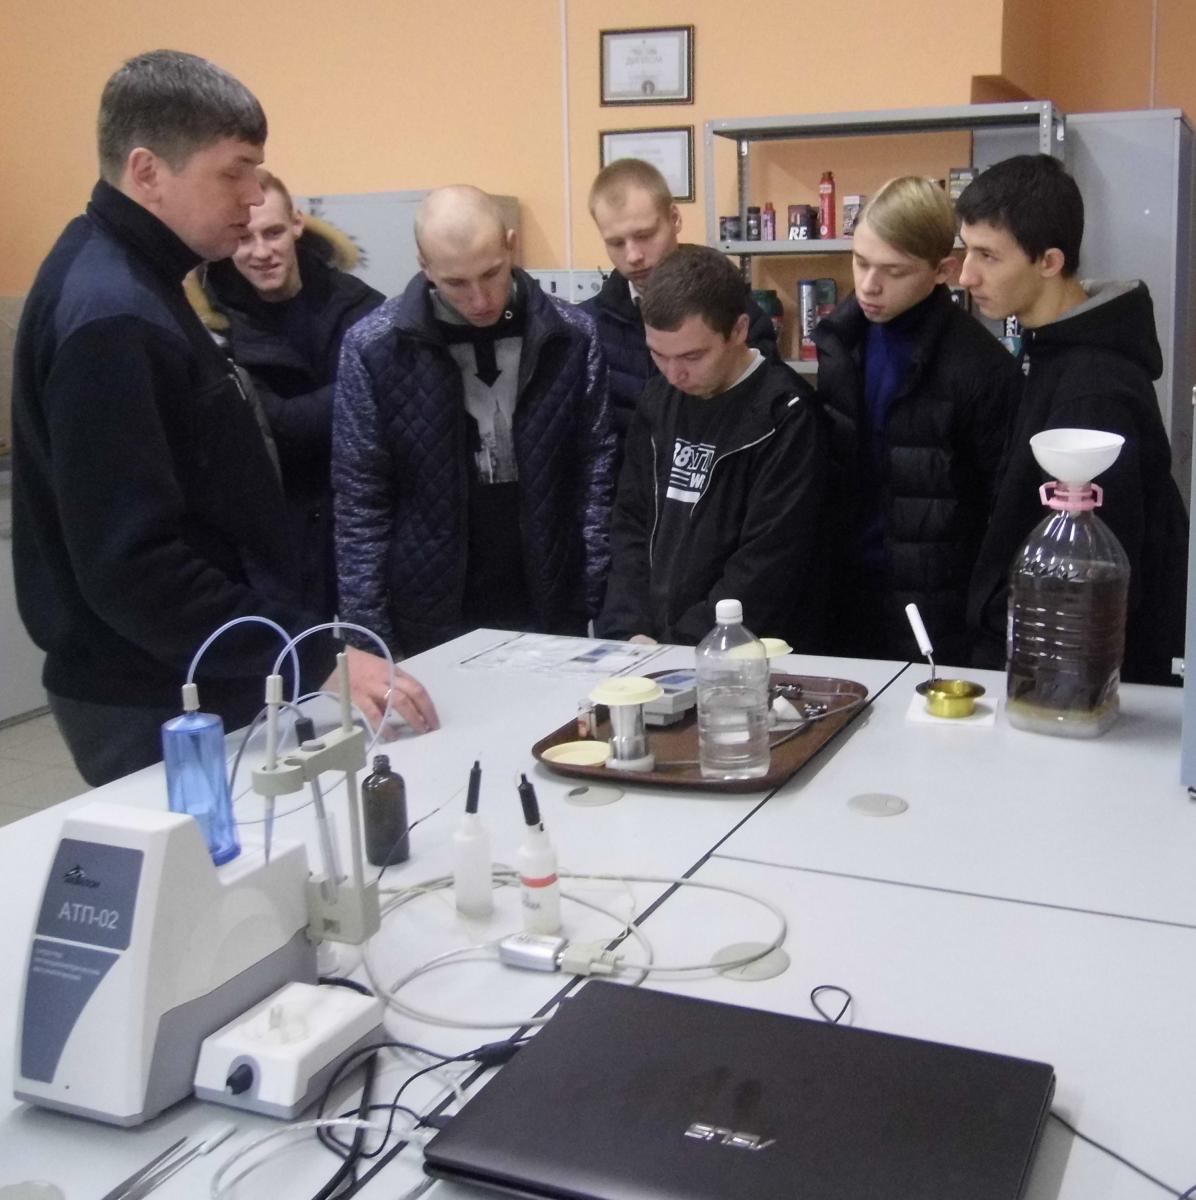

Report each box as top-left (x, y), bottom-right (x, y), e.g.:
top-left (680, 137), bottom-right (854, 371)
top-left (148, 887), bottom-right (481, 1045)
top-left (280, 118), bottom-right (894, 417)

top-left (1029, 428), bottom-right (1124, 485)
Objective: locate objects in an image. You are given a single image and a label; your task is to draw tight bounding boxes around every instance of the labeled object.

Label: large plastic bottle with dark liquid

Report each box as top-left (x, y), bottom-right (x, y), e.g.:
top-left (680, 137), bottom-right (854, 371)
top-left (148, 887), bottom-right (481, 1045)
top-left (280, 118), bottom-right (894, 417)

top-left (1005, 479), bottom-right (1129, 738)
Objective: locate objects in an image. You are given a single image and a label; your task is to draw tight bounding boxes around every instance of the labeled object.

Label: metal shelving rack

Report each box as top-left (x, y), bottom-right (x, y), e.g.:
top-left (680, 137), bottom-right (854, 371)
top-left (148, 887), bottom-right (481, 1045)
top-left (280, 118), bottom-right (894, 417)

top-left (704, 101), bottom-right (1065, 252)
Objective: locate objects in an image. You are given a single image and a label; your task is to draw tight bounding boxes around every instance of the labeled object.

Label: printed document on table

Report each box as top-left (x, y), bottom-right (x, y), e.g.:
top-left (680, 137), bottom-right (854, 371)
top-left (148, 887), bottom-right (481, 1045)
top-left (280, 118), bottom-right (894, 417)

top-left (457, 633), bottom-right (669, 677)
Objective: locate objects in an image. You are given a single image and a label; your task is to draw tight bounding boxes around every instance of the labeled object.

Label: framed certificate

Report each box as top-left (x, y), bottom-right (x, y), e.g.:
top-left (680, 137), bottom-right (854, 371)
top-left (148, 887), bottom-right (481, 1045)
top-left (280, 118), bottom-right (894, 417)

top-left (600, 26), bottom-right (694, 106)
top-left (599, 127), bottom-right (695, 203)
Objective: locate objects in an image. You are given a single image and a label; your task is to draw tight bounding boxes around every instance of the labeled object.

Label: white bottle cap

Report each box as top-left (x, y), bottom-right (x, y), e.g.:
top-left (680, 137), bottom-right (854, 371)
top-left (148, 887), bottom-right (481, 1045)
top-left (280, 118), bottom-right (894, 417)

top-left (715, 599), bottom-right (744, 624)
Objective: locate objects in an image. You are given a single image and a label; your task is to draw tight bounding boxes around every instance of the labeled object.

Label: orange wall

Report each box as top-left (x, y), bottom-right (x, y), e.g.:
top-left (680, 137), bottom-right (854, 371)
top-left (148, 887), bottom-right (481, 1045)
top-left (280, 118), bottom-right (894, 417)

top-left (0, 0), bottom-right (567, 292)
top-left (1, 0), bottom-right (1191, 297)
top-left (1004, 0), bottom-right (1196, 120)
top-left (0, 0), bottom-right (1004, 294)
top-left (565, 0), bottom-right (1004, 273)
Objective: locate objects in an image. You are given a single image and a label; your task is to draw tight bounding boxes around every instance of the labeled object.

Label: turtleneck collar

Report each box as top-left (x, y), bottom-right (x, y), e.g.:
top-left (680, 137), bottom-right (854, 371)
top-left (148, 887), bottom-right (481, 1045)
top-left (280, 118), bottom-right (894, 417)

top-left (87, 180), bottom-right (205, 286)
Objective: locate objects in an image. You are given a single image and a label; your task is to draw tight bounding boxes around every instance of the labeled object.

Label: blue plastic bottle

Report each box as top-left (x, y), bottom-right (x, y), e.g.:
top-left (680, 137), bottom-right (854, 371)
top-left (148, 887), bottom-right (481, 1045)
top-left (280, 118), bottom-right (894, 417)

top-left (161, 683), bottom-right (240, 865)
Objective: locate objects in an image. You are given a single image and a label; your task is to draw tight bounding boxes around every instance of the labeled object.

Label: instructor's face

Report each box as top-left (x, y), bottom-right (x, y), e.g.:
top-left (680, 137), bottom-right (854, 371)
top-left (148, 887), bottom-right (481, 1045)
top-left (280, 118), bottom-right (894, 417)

top-left (155, 138), bottom-right (265, 261)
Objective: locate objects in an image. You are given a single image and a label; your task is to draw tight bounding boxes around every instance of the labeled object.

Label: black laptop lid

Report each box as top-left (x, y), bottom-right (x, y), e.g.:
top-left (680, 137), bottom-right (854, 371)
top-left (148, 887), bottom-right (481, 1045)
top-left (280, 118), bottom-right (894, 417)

top-left (424, 981), bottom-right (1056, 1200)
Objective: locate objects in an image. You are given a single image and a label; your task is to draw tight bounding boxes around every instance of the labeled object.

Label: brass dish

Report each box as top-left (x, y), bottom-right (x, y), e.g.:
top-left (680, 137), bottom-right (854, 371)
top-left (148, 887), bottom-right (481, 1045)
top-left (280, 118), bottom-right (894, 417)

top-left (924, 679), bottom-right (985, 719)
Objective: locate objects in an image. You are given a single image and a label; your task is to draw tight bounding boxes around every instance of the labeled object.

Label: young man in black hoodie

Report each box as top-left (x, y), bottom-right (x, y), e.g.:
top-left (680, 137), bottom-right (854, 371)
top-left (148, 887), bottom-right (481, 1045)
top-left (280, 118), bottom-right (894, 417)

top-left (958, 154), bottom-right (1188, 684)
top-left (597, 245), bottom-right (826, 647)
top-left (814, 176), bottom-right (1019, 665)
top-left (192, 170), bottom-right (384, 619)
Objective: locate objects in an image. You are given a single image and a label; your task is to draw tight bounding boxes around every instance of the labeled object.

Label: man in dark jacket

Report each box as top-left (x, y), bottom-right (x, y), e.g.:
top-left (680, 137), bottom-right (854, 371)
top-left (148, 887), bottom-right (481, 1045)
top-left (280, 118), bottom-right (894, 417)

top-left (334, 185), bottom-right (614, 656)
top-left (597, 245), bottom-right (826, 648)
top-left (11, 51), bottom-right (434, 786)
top-left (959, 154), bottom-right (1188, 684)
top-left (814, 176), bottom-right (1019, 665)
top-left (581, 159), bottom-right (777, 456)
top-left (192, 170), bottom-right (384, 618)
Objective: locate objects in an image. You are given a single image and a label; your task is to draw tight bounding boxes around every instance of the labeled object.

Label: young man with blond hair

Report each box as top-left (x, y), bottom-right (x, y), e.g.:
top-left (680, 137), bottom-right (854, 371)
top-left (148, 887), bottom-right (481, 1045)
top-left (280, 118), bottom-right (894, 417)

top-left (582, 158), bottom-right (776, 451)
top-left (814, 175), bottom-right (1019, 663)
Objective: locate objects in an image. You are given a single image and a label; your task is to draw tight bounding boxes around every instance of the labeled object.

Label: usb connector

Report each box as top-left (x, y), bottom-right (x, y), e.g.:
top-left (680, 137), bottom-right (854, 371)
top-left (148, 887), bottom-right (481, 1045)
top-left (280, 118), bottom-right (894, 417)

top-left (497, 933), bottom-right (620, 977)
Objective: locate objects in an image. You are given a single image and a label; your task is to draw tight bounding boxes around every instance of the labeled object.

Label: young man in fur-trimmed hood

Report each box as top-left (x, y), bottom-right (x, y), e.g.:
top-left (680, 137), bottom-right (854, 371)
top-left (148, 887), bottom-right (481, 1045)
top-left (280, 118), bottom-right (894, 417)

top-left (190, 170), bottom-right (383, 619)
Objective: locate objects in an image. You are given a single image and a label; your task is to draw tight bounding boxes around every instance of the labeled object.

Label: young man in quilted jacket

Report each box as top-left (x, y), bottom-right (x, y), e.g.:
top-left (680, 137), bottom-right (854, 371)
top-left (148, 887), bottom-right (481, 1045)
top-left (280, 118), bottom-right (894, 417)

top-left (814, 176), bottom-right (1020, 665)
top-left (333, 186), bottom-right (614, 655)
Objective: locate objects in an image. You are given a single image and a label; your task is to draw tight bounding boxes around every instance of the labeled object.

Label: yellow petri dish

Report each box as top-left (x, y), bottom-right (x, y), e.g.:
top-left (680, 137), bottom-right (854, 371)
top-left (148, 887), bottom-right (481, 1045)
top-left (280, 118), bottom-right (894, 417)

top-left (541, 740), bottom-right (611, 766)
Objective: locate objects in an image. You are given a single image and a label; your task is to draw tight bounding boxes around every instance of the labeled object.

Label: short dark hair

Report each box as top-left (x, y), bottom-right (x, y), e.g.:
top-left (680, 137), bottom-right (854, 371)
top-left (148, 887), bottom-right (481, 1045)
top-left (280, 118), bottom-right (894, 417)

top-left (98, 50), bottom-right (267, 183)
top-left (956, 154), bottom-right (1084, 276)
top-left (640, 244), bottom-right (746, 338)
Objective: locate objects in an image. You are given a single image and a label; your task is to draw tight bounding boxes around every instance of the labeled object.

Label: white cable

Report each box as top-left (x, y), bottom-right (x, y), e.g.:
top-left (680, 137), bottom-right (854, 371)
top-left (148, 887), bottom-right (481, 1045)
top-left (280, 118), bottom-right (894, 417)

top-left (229, 690), bottom-right (385, 824)
top-left (362, 872), bottom-right (668, 1029)
top-left (364, 866), bottom-right (786, 1030)
top-left (272, 620), bottom-right (397, 733)
top-left (558, 870), bottom-right (789, 973)
top-left (186, 615), bottom-right (301, 703)
top-left (209, 1116), bottom-right (427, 1198)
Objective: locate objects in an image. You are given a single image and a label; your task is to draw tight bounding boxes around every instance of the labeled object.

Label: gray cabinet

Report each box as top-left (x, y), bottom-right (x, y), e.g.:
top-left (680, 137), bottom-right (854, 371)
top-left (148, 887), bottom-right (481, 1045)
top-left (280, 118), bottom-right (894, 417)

top-left (1064, 110), bottom-right (1195, 505)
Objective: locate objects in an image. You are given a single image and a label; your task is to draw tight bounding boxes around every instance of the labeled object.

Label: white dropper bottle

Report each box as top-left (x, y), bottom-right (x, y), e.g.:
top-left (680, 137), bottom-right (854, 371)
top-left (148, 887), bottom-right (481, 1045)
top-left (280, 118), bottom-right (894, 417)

top-left (453, 760), bottom-right (494, 917)
top-left (516, 774), bottom-right (561, 934)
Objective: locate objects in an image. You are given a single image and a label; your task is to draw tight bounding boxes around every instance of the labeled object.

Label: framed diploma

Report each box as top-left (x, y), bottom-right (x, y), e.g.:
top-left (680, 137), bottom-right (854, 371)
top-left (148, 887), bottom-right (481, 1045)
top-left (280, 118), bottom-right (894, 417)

top-left (599, 127), bottom-right (695, 203)
top-left (600, 26), bottom-right (694, 106)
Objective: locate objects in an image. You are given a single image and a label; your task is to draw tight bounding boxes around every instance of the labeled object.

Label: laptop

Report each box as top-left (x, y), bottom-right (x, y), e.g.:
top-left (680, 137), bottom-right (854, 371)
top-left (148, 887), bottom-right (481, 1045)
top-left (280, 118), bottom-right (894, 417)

top-left (423, 981), bottom-right (1055, 1200)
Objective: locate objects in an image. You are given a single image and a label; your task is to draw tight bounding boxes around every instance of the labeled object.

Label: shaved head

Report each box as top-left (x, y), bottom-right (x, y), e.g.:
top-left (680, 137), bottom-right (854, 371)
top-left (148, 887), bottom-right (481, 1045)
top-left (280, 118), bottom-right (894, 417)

top-left (415, 185), bottom-right (508, 262)
top-left (416, 185), bottom-right (516, 327)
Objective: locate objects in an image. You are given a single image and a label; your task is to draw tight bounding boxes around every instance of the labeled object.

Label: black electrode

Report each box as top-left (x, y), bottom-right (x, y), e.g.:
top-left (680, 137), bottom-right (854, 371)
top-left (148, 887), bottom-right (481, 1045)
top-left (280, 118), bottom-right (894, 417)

top-left (466, 760), bottom-right (482, 814)
top-left (518, 773), bottom-right (542, 828)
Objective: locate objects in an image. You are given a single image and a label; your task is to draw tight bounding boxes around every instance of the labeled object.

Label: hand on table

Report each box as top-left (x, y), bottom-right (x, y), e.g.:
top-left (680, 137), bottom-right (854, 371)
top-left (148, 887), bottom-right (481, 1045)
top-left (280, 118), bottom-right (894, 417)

top-left (629, 634), bottom-right (658, 645)
top-left (322, 645), bottom-right (440, 734)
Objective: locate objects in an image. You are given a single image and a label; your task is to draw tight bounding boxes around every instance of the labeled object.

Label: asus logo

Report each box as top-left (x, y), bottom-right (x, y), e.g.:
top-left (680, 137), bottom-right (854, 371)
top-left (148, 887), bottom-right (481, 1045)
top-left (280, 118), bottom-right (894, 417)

top-left (684, 1122), bottom-right (775, 1151)
top-left (63, 865), bottom-right (100, 889)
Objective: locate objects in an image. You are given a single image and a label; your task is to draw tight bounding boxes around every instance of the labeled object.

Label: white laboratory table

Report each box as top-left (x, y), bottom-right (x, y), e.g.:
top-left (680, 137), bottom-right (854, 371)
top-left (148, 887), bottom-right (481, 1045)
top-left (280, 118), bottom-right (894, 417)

top-left (719, 664), bottom-right (1196, 927)
top-left (5, 629), bottom-right (1185, 1197)
top-left (603, 854), bottom-right (1196, 1200)
top-left (0, 631), bottom-right (905, 1198)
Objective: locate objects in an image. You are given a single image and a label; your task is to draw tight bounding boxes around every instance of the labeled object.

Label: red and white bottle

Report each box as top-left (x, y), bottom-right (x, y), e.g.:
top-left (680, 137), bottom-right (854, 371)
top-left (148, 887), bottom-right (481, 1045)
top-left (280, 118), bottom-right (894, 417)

top-left (818, 171), bottom-right (836, 239)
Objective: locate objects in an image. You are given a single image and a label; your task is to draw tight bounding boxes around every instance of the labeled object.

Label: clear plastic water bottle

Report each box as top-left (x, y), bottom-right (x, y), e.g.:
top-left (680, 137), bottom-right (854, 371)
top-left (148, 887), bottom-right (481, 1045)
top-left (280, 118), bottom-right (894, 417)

top-left (696, 599), bottom-right (771, 779)
top-left (1006, 435), bottom-right (1130, 739)
top-left (161, 683), bottom-right (240, 865)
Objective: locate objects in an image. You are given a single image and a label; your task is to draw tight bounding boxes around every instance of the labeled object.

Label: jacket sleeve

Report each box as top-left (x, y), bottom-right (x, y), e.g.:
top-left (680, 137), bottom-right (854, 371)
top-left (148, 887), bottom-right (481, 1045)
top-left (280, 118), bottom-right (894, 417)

top-left (958, 347), bottom-right (1020, 517)
top-left (38, 317), bottom-right (331, 686)
top-left (594, 405), bottom-right (656, 639)
top-left (252, 378), bottom-right (333, 464)
top-left (573, 311), bottom-right (617, 618)
top-left (245, 293), bottom-right (383, 464)
top-left (332, 331), bottom-right (399, 648)
top-left (667, 394), bottom-right (829, 647)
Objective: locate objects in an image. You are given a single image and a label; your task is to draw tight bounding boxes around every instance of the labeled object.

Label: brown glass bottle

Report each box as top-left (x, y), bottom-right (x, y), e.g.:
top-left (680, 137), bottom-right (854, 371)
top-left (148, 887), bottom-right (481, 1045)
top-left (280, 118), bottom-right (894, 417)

top-left (362, 754), bottom-right (410, 867)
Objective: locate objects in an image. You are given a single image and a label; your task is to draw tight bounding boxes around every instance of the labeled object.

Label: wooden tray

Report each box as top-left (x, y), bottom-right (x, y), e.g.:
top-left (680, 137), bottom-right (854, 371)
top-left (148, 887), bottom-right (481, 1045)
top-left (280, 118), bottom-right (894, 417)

top-left (532, 672), bottom-right (868, 793)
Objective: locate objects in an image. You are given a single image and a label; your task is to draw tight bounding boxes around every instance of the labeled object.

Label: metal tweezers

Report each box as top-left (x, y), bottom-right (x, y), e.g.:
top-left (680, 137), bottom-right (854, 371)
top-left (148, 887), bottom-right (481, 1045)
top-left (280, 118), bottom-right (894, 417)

top-left (98, 1123), bottom-right (236, 1200)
